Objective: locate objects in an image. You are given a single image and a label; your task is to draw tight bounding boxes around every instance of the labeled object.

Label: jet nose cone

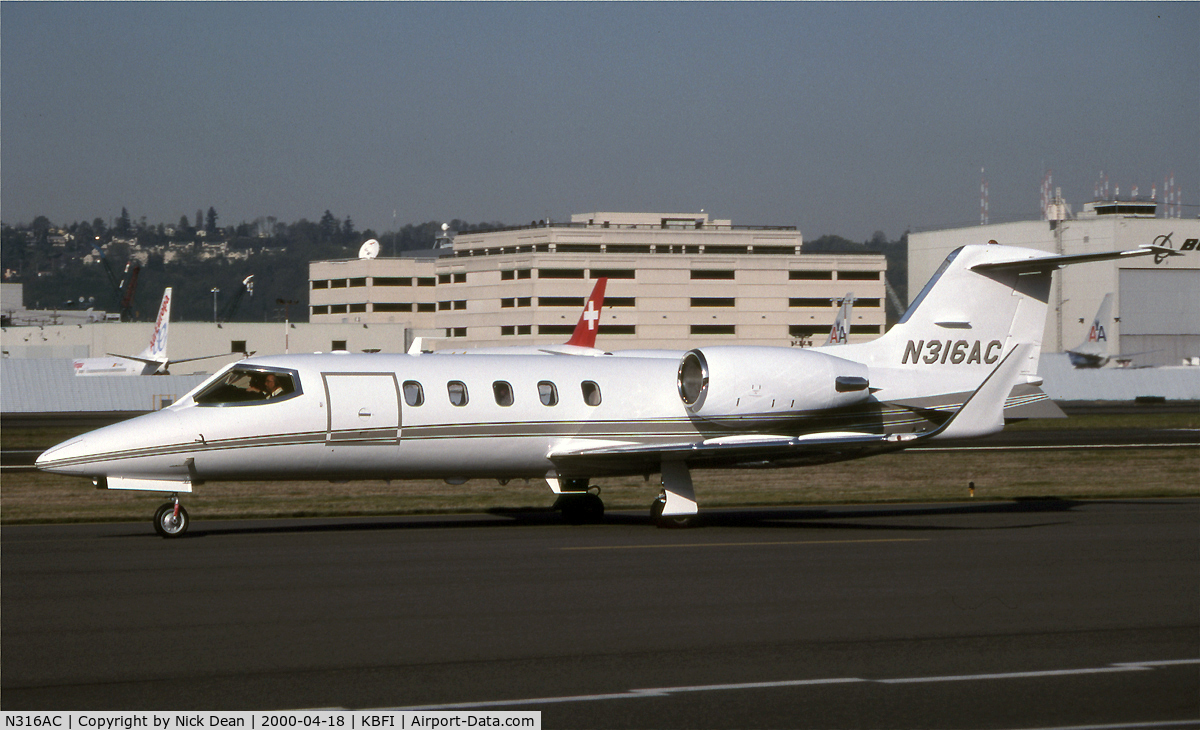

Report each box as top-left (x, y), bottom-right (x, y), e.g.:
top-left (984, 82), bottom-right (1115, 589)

top-left (35, 409), bottom-right (184, 477)
top-left (35, 435), bottom-right (92, 474)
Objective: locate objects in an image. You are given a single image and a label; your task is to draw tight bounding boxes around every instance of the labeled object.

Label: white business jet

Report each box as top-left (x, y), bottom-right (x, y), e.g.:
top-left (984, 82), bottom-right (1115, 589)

top-left (72, 288), bottom-right (237, 376)
top-left (38, 242), bottom-right (1170, 536)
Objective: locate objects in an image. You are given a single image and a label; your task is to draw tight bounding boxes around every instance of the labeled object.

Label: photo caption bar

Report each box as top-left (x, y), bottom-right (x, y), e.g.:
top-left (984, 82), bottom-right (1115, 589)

top-left (1, 712), bottom-right (540, 730)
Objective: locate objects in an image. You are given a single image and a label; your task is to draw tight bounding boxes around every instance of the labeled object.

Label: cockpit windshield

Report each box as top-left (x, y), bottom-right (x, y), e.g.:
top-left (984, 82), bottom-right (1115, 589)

top-left (193, 366), bottom-right (300, 405)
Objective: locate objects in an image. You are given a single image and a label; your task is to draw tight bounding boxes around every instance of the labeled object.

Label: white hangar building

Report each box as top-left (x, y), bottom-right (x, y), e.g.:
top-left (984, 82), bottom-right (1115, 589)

top-left (309, 212), bottom-right (888, 351)
top-left (909, 199), bottom-right (1200, 368)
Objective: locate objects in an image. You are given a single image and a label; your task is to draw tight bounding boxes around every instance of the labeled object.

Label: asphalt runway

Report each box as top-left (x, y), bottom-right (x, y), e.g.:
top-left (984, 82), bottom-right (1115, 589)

top-left (3, 499), bottom-right (1198, 728)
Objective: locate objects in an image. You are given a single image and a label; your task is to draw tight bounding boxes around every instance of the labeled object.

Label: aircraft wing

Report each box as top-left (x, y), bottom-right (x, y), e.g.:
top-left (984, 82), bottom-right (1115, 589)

top-left (549, 431), bottom-right (908, 474)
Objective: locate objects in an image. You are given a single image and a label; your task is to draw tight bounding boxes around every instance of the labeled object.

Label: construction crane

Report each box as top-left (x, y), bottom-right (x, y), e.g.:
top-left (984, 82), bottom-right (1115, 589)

top-left (89, 242), bottom-right (141, 320)
top-left (219, 275), bottom-right (254, 322)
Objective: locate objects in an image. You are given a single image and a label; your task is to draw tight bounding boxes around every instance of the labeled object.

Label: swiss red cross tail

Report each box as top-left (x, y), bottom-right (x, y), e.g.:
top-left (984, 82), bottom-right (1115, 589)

top-left (565, 278), bottom-right (607, 347)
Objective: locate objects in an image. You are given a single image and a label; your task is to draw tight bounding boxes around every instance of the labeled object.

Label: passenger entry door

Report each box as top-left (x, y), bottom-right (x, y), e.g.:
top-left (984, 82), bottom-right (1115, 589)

top-left (322, 372), bottom-right (401, 444)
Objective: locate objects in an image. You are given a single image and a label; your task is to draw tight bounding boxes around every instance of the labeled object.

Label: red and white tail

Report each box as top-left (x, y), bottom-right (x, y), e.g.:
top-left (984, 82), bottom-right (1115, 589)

top-left (565, 278), bottom-right (608, 348)
top-left (136, 288), bottom-right (172, 364)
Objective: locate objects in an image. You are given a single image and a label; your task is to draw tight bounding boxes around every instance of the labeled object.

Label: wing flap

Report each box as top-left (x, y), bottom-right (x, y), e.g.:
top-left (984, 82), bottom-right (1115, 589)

top-left (549, 431), bottom-right (905, 473)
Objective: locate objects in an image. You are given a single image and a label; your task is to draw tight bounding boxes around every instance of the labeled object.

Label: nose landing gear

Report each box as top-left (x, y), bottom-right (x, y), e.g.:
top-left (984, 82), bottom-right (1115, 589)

top-left (153, 495), bottom-right (189, 538)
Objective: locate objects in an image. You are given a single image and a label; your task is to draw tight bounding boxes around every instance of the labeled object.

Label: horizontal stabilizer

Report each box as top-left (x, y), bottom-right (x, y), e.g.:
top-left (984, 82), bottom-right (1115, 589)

top-left (106, 353), bottom-right (164, 366)
top-left (1003, 383), bottom-right (1066, 419)
top-left (971, 245), bottom-right (1170, 274)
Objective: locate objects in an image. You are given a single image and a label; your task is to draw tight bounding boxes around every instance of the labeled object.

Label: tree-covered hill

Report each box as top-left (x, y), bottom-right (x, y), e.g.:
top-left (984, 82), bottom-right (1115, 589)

top-left (2, 211), bottom-right (501, 322)
top-left (3, 210), bottom-right (907, 323)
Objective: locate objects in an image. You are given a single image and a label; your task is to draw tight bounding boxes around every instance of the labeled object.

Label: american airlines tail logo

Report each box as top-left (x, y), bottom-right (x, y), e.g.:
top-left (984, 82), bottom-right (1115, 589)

top-left (903, 339), bottom-right (1002, 365)
top-left (1088, 324), bottom-right (1107, 343)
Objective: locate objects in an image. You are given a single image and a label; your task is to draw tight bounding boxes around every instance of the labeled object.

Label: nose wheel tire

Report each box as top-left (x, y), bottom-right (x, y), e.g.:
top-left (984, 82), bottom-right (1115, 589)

top-left (154, 501), bottom-right (189, 538)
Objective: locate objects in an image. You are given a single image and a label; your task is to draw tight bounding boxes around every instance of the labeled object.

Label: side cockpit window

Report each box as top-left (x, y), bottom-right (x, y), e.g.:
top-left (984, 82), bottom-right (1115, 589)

top-left (193, 367), bottom-right (299, 406)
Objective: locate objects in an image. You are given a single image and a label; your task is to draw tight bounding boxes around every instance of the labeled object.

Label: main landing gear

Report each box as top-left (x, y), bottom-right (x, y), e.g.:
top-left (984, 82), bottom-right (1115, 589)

top-left (153, 495), bottom-right (189, 538)
top-left (651, 461), bottom-right (699, 528)
top-left (551, 477), bottom-right (606, 524)
top-left (557, 492), bottom-right (605, 524)
top-left (650, 492), bottom-right (694, 529)
top-left (549, 462), bottom-right (701, 528)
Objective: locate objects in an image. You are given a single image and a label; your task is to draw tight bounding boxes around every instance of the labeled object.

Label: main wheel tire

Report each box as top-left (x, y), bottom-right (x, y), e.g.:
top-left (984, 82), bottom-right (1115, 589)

top-left (583, 493), bottom-right (604, 521)
top-left (560, 494), bottom-right (604, 524)
top-left (153, 502), bottom-right (189, 538)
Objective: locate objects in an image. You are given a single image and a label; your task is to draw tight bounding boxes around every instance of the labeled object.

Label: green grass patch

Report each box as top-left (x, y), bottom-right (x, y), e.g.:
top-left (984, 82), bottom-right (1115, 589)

top-left (1006, 411), bottom-right (1199, 431)
top-left (4, 446), bottom-right (1195, 526)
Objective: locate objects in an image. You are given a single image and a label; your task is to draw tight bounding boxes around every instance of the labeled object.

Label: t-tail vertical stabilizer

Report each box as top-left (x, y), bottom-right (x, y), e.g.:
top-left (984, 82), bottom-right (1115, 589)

top-left (831, 242), bottom-right (1163, 403)
top-left (823, 292), bottom-right (853, 346)
top-left (1066, 293), bottom-right (1114, 368)
top-left (75, 288), bottom-right (175, 376)
top-left (137, 287), bottom-right (172, 367)
top-left (93, 287), bottom-right (234, 375)
top-left (565, 278), bottom-right (608, 348)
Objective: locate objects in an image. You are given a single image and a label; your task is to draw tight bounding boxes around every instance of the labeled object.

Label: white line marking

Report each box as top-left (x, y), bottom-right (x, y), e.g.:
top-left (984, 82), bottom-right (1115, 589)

top-left (389, 659), bottom-right (1199, 711)
top-left (996, 721), bottom-right (1200, 730)
top-left (877, 666), bottom-right (1149, 683)
top-left (559, 538), bottom-right (929, 551)
top-left (915, 443), bottom-right (1196, 452)
top-left (636, 677), bottom-right (865, 695)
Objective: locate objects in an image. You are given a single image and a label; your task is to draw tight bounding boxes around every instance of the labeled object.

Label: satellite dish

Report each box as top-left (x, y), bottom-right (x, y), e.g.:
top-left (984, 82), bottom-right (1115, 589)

top-left (358, 239), bottom-right (380, 259)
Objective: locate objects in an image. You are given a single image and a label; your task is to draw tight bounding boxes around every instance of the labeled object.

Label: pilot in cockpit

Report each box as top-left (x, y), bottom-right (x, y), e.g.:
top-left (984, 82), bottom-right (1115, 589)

top-left (249, 373), bottom-right (284, 399)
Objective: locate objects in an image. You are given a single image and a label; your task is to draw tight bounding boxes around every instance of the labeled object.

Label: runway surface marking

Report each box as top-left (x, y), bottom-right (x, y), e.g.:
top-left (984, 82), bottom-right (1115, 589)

top-left (558, 537), bottom-right (931, 551)
top-left (389, 658), bottom-right (1200, 711)
top-left (994, 722), bottom-right (1200, 730)
top-left (915, 442), bottom-right (1198, 452)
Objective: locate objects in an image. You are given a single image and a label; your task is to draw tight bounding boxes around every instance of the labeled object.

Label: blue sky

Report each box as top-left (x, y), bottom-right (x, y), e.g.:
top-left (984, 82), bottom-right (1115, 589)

top-left (3, 2), bottom-right (1196, 241)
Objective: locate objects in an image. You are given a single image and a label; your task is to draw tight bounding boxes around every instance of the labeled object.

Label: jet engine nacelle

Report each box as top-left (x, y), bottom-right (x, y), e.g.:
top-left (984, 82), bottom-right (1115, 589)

top-left (677, 346), bottom-right (871, 419)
